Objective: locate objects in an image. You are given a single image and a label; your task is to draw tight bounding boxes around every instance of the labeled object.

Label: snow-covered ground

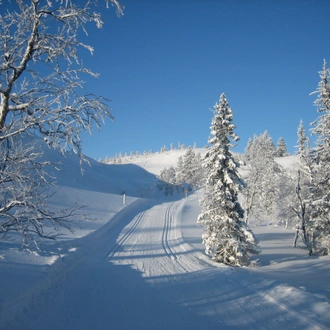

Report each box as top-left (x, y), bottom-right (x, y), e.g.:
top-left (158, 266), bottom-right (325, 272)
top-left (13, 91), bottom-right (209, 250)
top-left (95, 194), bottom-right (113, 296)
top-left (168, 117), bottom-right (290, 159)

top-left (1, 146), bottom-right (329, 329)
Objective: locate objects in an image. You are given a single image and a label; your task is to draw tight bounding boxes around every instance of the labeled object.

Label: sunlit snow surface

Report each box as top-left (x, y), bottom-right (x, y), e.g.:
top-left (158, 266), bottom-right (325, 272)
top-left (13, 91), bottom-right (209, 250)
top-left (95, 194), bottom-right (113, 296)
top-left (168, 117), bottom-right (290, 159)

top-left (0, 146), bottom-right (329, 329)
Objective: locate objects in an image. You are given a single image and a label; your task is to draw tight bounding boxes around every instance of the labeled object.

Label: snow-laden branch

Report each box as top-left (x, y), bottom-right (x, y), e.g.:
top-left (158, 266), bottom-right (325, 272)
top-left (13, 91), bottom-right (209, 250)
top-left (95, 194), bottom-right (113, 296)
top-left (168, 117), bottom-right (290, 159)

top-left (0, 0), bottom-right (121, 248)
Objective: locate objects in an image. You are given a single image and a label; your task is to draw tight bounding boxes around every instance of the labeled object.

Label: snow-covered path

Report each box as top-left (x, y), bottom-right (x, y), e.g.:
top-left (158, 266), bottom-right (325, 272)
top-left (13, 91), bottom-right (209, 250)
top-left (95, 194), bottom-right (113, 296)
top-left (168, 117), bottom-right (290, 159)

top-left (106, 197), bottom-right (330, 329)
top-left (2, 195), bottom-right (330, 329)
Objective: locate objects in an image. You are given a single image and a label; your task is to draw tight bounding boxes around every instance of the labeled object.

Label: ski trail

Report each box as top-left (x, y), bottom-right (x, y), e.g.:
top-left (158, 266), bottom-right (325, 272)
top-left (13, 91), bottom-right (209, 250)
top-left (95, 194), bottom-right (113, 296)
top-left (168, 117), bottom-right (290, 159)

top-left (2, 199), bottom-right (156, 329)
top-left (108, 197), bottom-right (330, 329)
top-left (106, 210), bottom-right (146, 259)
top-left (161, 201), bottom-right (192, 274)
top-left (4, 196), bottom-right (330, 329)
top-left (162, 202), bottom-right (177, 261)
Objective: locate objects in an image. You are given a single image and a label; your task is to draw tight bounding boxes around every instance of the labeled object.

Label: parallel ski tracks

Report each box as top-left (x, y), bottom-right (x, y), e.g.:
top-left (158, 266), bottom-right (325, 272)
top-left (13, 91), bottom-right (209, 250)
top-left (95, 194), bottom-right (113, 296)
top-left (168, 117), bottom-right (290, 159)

top-left (106, 210), bottom-right (146, 259)
top-left (105, 200), bottom-right (330, 329)
top-left (161, 201), bottom-right (189, 273)
top-left (106, 200), bottom-right (191, 274)
top-left (161, 203), bottom-right (177, 261)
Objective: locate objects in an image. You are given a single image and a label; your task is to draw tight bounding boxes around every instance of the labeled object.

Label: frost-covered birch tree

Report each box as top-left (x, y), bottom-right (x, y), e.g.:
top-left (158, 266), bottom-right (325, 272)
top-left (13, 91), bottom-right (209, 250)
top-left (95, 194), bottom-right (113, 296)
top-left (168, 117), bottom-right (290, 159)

top-left (243, 131), bottom-right (279, 225)
top-left (176, 147), bottom-right (204, 190)
top-left (197, 93), bottom-right (259, 266)
top-left (157, 166), bottom-right (177, 196)
top-left (0, 0), bottom-right (122, 248)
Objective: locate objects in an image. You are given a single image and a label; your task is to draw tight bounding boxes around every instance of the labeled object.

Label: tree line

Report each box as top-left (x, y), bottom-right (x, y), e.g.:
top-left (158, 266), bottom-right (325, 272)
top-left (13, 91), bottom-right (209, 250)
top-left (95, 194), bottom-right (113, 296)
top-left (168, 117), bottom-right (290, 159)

top-left (196, 61), bottom-right (330, 265)
top-left (100, 142), bottom-right (199, 164)
top-left (157, 147), bottom-right (205, 196)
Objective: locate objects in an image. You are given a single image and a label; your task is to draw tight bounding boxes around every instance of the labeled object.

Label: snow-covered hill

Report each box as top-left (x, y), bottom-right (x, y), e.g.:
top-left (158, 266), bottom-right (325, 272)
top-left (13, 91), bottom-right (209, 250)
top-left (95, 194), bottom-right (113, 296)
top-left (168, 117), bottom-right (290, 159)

top-left (105, 147), bottom-right (207, 176)
top-left (1, 143), bottom-right (329, 329)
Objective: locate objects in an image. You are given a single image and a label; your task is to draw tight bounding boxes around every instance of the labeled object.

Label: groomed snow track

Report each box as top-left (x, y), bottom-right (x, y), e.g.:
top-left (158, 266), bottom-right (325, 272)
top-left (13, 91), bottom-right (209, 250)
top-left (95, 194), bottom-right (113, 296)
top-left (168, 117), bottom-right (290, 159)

top-left (106, 198), bottom-right (330, 329)
top-left (2, 197), bottom-right (330, 329)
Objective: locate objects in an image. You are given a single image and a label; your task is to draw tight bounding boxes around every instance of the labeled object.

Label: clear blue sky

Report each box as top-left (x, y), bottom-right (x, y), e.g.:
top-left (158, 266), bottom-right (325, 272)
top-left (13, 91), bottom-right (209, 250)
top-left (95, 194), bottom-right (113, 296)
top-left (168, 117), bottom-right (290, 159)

top-left (79, 0), bottom-right (330, 160)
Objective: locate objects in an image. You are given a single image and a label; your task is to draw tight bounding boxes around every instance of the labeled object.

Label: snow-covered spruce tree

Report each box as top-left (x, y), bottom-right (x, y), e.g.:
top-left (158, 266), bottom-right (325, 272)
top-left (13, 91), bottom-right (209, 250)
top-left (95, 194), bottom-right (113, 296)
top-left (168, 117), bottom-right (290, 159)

top-left (160, 145), bottom-right (167, 153)
top-left (296, 119), bottom-right (309, 157)
top-left (262, 130), bottom-right (277, 155)
top-left (0, 1), bottom-right (122, 248)
top-left (308, 59), bottom-right (330, 254)
top-left (197, 93), bottom-right (259, 266)
top-left (276, 137), bottom-right (289, 157)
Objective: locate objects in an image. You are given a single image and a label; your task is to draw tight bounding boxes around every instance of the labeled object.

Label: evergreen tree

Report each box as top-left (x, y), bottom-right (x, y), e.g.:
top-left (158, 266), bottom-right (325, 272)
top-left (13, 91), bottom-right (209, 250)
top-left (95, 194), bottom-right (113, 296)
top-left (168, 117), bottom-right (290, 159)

top-left (160, 145), bottom-right (167, 153)
top-left (308, 59), bottom-right (330, 254)
top-left (276, 137), bottom-right (289, 157)
top-left (296, 119), bottom-right (309, 157)
top-left (262, 130), bottom-right (276, 156)
top-left (197, 93), bottom-right (259, 266)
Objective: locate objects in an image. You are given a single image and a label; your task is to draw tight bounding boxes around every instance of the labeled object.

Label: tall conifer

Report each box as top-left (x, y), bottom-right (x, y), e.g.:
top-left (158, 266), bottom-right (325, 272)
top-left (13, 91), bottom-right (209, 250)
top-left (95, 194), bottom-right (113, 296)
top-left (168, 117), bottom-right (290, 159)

top-left (197, 94), bottom-right (259, 266)
top-left (309, 60), bottom-right (330, 254)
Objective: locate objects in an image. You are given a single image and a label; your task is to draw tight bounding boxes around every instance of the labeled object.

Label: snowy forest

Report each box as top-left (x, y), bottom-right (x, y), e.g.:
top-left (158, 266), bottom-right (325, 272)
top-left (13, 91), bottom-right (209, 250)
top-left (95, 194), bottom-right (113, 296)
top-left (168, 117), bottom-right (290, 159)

top-left (99, 60), bottom-right (330, 267)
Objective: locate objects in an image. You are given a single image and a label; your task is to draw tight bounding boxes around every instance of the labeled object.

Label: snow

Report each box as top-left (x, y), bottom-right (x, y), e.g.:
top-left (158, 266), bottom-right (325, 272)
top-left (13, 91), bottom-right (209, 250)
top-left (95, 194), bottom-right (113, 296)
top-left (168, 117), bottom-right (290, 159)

top-left (126, 148), bottom-right (207, 176)
top-left (1, 145), bottom-right (330, 329)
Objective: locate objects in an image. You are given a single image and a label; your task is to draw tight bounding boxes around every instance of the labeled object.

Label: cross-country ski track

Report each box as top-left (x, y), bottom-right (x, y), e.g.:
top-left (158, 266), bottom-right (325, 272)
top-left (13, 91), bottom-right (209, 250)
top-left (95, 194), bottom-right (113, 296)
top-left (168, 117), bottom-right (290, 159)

top-left (2, 193), bottom-right (330, 329)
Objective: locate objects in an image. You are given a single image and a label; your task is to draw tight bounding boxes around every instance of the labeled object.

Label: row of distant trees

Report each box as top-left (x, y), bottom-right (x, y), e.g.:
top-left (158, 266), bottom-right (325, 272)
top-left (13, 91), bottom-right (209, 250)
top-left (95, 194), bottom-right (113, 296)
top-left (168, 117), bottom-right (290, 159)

top-left (102, 136), bottom-right (291, 165)
top-left (156, 130), bottom-right (300, 231)
top-left (153, 60), bottom-right (330, 265)
top-left (157, 147), bottom-right (205, 196)
top-left (241, 72), bottom-right (330, 258)
top-left (100, 142), bottom-right (199, 164)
